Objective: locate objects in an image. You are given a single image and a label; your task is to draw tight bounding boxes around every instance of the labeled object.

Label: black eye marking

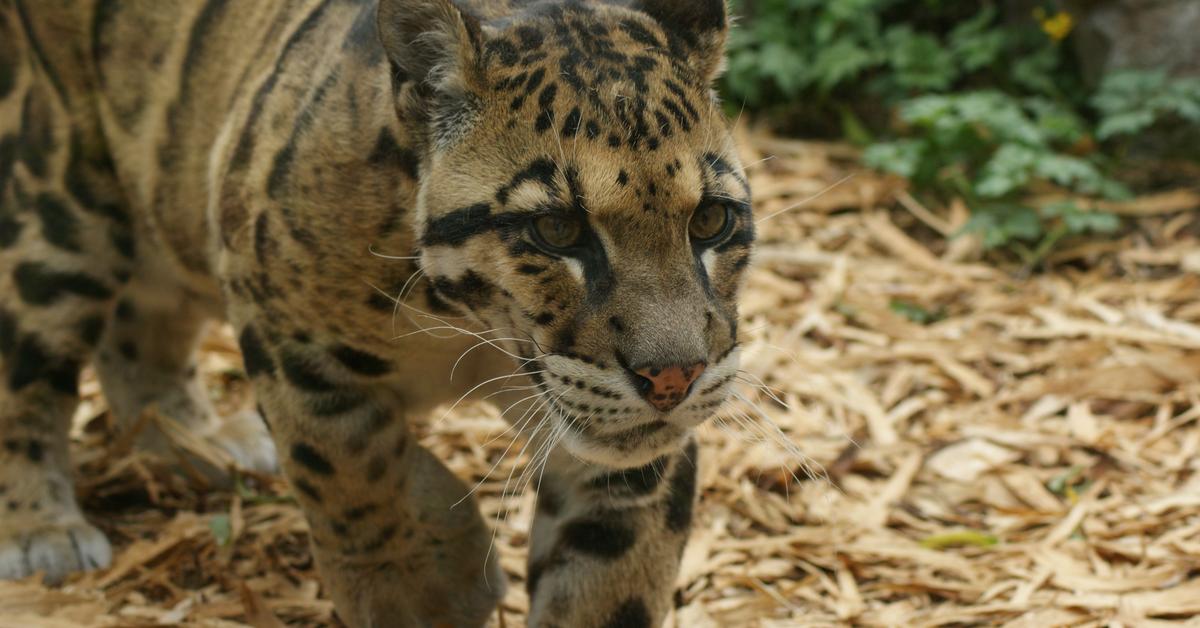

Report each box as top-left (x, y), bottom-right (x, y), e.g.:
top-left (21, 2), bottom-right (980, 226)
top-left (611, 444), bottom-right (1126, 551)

top-left (520, 167), bottom-right (615, 306)
top-left (496, 158), bottom-right (557, 205)
top-left (703, 152), bottom-right (750, 195)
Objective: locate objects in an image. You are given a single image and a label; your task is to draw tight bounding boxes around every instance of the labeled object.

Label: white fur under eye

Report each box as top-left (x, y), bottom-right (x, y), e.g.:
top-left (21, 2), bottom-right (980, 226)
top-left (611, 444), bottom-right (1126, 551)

top-left (564, 258), bottom-right (584, 283)
top-left (423, 247), bottom-right (473, 279)
top-left (701, 249), bottom-right (716, 276)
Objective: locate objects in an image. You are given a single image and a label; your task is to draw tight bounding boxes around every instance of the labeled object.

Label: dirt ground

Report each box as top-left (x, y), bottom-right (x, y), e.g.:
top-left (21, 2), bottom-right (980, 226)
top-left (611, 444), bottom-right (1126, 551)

top-left (1, 129), bottom-right (1199, 627)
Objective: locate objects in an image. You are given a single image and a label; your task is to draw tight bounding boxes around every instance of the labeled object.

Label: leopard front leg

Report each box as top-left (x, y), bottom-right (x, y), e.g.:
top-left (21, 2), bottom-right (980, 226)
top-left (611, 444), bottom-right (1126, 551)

top-left (527, 440), bottom-right (698, 628)
top-left (93, 289), bottom-right (276, 478)
top-left (235, 321), bottom-right (504, 628)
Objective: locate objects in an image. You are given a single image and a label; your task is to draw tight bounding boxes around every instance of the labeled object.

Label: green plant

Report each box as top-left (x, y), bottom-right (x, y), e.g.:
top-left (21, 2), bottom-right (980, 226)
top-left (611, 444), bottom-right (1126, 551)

top-left (863, 91), bottom-right (1126, 262)
top-left (723, 1), bottom-right (1200, 265)
top-left (1092, 70), bottom-right (1200, 140)
top-left (722, 3), bottom-right (1070, 121)
top-left (889, 299), bottom-right (946, 325)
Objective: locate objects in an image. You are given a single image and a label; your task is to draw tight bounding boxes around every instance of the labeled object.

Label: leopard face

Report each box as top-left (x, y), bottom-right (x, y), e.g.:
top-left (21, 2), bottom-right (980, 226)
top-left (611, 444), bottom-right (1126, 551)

top-left (383, 0), bottom-right (752, 467)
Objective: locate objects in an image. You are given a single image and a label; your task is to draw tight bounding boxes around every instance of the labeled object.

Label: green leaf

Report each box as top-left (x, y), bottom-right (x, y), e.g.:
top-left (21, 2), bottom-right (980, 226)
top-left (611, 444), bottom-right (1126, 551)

top-left (1064, 210), bottom-right (1120, 234)
top-left (948, 7), bottom-right (1003, 72)
top-left (1092, 69), bottom-right (1200, 138)
top-left (961, 204), bottom-right (1042, 249)
top-left (827, 0), bottom-right (891, 22)
top-left (889, 299), bottom-right (947, 325)
top-left (1164, 78), bottom-right (1200, 122)
top-left (810, 38), bottom-right (878, 91)
top-left (1043, 202), bottom-right (1121, 235)
top-left (1095, 178), bottom-right (1133, 202)
top-left (921, 530), bottom-right (998, 549)
top-left (1096, 110), bottom-right (1156, 139)
top-left (1032, 153), bottom-right (1102, 188)
top-left (863, 140), bottom-right (926, 179)
top-left (839, 107), bottom-right (875, 145)
top-left (884, 26), bottom-right (958, 91)
top-left (758, 41), bottom-right (810, 96)
top-left (947, 92), bottom-right (1045, 146)
top-left (210, 514), bottom-right (232, 547)
top-left (1048, 465), bottom-right (1085, 495)
top-left (920, 530), bottom-right (999, 550)
top-left (898, 94), bottom-right (956, 126)
top-left (1010, 45), bottom-right (1061, 96)
top-left (833, 301), bottom-right (859, 318)
top-left (999, 205), bottom-right (1044, 242)
top-left (1092, 69), bottom-right (1168, 116)
top-left (724, 52), bottom-right (767, 106)
top-left (1039, 201), bottom-right (1075, 218)
top-left (233, 471), bottom-right (295, 506)
top-left (976, 144), bottom-right (1037, 198)
top-left (1026, 98), bottom-right (1087, 144)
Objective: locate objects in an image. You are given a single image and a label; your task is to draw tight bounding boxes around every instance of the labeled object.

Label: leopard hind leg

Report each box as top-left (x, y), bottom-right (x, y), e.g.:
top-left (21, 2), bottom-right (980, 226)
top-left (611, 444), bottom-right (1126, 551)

top-left (0, 11), bottom-right (131, 581)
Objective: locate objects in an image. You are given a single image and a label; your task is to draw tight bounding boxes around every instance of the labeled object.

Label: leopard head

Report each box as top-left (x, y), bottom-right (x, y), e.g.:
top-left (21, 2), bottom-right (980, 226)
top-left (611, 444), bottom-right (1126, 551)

top-left (379, 0), bottom-right (752, 468)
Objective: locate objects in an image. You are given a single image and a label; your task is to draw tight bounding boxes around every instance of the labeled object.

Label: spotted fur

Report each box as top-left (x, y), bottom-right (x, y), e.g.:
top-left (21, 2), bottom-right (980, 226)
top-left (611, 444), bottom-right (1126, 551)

top-left (0, 0), bottom-right (751, 625)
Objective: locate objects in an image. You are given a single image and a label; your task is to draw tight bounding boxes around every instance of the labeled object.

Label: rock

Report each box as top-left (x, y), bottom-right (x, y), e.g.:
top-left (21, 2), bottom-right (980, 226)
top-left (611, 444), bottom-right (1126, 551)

top-left (1067, 0), bottom-right (1200, 83)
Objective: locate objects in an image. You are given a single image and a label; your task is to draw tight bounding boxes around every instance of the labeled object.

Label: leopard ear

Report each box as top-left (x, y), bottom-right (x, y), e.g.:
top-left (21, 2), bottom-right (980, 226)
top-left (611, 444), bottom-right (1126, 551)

top-left (377, 0), bottom-right (485, 95)
top-left (632, 0), bottom-right (729, 82)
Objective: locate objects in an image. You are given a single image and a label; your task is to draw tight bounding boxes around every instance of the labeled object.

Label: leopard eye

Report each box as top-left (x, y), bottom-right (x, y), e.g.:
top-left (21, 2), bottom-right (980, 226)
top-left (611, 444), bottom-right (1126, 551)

top-left (532, 214), bottom-right (584, 251)
top-left (689, 203), bottom-right (731, 243)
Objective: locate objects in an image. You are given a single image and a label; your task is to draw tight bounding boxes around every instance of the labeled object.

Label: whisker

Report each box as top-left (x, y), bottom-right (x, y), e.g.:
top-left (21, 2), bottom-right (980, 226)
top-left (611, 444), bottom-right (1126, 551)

top-left (398, 310), bottom-right (551, 371)
top-left (398, 267), bottom-right (428, 302)
top-left (731, 409), bottom-right (809, 490)
top-left (721, 409), bottom-right (806, 495)
top-left (518, 411), bottom-right (566, 499)
top-left (734, 371), bottom-right (790, 410)
top-left (391, 267), bottom-right (427, 333)
top-left (754, 173), bottom-right (857, 225)
top-left (531, 411), bottom-right (575, 495)
top-left (720, 411), bottom-right (778, 491)
top-left (727, 391), bottom-right (834, 490)
top-left (496, 388), bottom-right (572, 535)
top-left (454, 389), bottom-right (549, 508)
top-left (437, 370), bottom-right (547, 423)
top-left (390, 322), bottom-right (531, 363)
top-left (484, 399), bottom-right (554, 577)
top-left (497, 387), bottom-right (567, 503)
top-left (450, 333), bottom-right (549, 380)
top-left (483, 389), bottom-right (555, 449)
top-left (741, 154), bottom-right (776, 171)
top-left (367, 244), bottom-right (420, 261)
top-left (481, 383), bottom-right (542, 401)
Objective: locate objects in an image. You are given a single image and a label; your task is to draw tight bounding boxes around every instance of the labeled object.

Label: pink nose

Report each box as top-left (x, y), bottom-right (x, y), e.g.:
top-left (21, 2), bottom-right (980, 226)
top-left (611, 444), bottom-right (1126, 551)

top-left (634, 363), bottom-right (707, 412)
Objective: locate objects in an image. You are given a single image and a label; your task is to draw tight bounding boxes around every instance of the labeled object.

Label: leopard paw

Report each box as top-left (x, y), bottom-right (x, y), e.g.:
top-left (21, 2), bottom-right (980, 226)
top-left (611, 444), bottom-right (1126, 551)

top-left (144, 406), bottom-right (278, 480)
top-left (205, 407), bottom-right (278, 474)
top-left (0, 518), bottom-right (112, 584)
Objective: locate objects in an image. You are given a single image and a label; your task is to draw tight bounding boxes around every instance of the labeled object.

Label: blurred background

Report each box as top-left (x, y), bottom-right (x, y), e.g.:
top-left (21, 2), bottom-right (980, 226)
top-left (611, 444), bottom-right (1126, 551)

top-left (723, 0), bottom-right (1199, 258)
top-left (6, 1), bottom-right (1199, 626)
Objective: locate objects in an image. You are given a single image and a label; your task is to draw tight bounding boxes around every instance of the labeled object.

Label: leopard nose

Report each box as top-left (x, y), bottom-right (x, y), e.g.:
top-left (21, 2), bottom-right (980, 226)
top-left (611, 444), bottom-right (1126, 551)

top-left (629, 362), bottom-right (707, 412)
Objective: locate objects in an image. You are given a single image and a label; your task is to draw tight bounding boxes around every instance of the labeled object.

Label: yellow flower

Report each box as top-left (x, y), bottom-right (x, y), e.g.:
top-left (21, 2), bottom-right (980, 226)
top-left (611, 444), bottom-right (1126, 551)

top-left (1035, 9), bottom-right (1075, 41)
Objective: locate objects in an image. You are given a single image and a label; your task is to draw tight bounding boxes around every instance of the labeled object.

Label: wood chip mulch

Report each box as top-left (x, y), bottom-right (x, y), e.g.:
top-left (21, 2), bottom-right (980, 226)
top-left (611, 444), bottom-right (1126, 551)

top-left (2, 127), bottom-right (1198, 627)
